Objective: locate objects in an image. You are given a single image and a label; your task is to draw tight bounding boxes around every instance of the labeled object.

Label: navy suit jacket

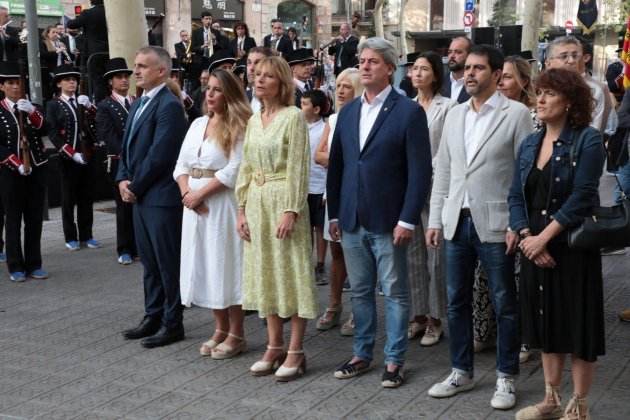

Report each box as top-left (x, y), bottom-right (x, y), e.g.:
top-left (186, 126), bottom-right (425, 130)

top-left (116, 86), bottom-right (188, 207)
top-left (440, 77), bottom-right (470, 103)
top-left (327, 88), bottom-right (432, 234)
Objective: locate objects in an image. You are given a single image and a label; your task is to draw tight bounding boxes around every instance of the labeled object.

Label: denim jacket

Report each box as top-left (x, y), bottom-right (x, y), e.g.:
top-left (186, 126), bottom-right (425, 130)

top-left (508, 125), bottom-right (605, 234)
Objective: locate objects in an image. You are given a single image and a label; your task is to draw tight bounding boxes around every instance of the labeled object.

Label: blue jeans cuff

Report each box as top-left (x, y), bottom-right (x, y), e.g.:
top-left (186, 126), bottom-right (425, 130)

top-left (453, 367), bottom-right (473, 379)
top-left (497, 370), bottom-right (518, 378)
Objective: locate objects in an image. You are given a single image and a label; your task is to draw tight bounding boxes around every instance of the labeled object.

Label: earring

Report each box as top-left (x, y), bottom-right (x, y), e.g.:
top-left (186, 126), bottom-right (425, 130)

top-left (565, 106), bottom-right (570, 112)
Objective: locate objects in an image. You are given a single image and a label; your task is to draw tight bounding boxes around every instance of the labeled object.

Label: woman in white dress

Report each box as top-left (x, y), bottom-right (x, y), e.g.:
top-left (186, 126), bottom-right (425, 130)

top-left (174, 69), bottom-right (252, 359)
top-left (313, 68), bottom-right (363, 334)
top-left (407, 52), bottom-right (456, 346)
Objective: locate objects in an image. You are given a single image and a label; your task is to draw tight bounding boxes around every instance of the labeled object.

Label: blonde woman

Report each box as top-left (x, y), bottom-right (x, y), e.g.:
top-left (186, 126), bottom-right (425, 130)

top-left (407, 52), bottom-right (456, 347)
top-left (174, 69), bottom-right (252, 360)
top-left (236, 56), bottom-right (317, 381)
top-left (314, 68), bottom-right (363, 335)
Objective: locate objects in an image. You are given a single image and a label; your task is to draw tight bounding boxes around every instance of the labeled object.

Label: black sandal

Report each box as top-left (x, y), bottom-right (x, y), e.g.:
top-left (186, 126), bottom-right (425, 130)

top-left (334, 358), bottom-right (371, 379)
top-left (381, 366), bottom-right (404, 388)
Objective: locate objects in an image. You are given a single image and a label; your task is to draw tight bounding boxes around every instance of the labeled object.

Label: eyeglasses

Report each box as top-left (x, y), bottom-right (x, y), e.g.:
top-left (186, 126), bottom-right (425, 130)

top-left (550, 53), bottom-right (582, 61)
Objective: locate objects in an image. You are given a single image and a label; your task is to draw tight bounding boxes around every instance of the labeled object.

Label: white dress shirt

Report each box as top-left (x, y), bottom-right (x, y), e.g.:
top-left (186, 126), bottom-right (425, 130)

top-left (462, 90), bottom-right (502, 208)
top-left (111, 92), bottom-right (133, 110)
top-left (449, 72), bottom-right (465, 101)
top-left (359, 84), bottom-right (391, 151)
top-left (294, 78), bottom-right (307, 93)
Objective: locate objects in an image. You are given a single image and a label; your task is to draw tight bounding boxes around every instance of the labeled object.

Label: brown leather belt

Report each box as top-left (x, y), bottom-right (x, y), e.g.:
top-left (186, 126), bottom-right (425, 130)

top-left (191, 168), bottom-right (216, 179)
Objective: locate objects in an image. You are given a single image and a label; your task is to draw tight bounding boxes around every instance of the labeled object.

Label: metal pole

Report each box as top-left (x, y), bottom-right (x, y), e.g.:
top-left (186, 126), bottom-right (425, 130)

top-left (24, 0), bottom-right (48, 220)
top-left (24, 0), bottom-right (43, 104)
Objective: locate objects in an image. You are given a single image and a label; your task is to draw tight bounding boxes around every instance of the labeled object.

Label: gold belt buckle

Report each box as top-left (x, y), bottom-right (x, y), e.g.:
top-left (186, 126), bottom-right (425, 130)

top-left (191, 168), bottom-right (201, 179)
top-left (254, 171), bottom-right (265, 186)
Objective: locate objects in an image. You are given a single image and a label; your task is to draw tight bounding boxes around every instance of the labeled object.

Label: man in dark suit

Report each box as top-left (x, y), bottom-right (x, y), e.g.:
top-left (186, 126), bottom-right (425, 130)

top-left (67, 0), bottom-right (109, 101)
top-left (327, 37), bottom-right (432, 389)
top-left (262, 19), bottom-right (293, 57)
top-left (117, 46), bottom-right (188, 348)
top-left (0, 7), bottom-right (19, 63)
top-left (96, 57), bottom-right (136, 266)
top-left (328, 23), bottom-right (359, 76)
top-left (174, 29), bottom-right (192, 65)
top-left (190, 11), bottom-right (228, 92)
top-left (440, 36), bottom-right (472, 104)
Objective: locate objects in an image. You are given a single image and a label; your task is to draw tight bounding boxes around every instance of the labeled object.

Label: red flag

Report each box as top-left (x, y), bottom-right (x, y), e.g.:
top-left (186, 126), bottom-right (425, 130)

top-left (623, 15), bottom-right (630, 89)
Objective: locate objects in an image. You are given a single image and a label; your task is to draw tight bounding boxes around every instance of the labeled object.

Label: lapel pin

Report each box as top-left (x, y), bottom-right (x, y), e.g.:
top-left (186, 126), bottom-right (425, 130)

top-left (383, 107), bottom-right (388, 111)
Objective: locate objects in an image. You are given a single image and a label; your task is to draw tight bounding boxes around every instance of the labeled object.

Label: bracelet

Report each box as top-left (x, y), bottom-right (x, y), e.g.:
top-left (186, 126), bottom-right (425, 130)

top-left (182, 191), bottom-right (190, 199)
top-left (519, 229), bottom-right (532, 239)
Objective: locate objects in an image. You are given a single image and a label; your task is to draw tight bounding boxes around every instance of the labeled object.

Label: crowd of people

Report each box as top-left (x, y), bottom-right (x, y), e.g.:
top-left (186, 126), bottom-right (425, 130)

top-left (1, 3), bottom-right (630, 419)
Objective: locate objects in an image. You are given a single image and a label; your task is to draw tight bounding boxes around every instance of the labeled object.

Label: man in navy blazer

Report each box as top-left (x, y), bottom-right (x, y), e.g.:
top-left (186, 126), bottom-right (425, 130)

top-left (327, 37), bottom-right (432, 388)
top-left (117, 46), bottom-right (188, 348)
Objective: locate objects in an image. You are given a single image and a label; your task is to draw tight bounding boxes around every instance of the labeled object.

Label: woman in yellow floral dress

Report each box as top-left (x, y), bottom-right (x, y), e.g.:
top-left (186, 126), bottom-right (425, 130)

top-left (235, 56), bottom-right (317, 382)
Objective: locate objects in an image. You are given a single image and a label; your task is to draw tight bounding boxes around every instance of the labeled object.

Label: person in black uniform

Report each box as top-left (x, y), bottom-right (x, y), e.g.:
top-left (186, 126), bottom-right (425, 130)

top-left (0, 62), bottom-right (48, 282)
top-left (0, 7), bottom-right (19, 63)
top-left (169, 58), bottom-right (200, 122)
top-left (190, 11), bottom-right (228, 92)
top-left (328, 23), bottom-right (359, 76)
top-left (230, 22), bottom-right (256, 59)
top-left (66, 0), bottom-right (109, 102)
top-left (263, 19), bottom-right (293, 57)
top-left (96, 58), bottom-right (136, 266)
top-left (46, 65), bottom-right (101, 252)
top-left (286, 48), bottom-right (315, 108)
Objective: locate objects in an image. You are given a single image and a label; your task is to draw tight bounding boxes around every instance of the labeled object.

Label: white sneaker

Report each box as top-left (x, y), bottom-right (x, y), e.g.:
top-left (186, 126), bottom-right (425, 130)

top-left (428, 370), bottom-right (474, 398)
top-left (491, 377), bottom-right (516, 410)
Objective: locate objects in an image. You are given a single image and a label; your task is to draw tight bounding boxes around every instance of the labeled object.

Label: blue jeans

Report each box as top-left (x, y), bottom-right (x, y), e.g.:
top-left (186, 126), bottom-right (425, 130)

top-left (341, 227), bottom-right (410, 366)
top-left (445, 214), bottom-right (519, 377)
top-left (614, 160), bottom-right (630, 203)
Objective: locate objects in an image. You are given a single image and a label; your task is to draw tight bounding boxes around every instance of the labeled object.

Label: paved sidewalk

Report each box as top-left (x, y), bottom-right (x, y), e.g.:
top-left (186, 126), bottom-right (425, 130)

top-left (0, 198), bottom-right (628, 420)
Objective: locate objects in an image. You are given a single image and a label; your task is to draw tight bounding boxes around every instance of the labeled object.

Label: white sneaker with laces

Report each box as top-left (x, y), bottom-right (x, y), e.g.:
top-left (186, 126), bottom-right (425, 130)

top-left (491, 377), bottom-right (516, 410)
top-left (428, 370), bottom-right (474, 398)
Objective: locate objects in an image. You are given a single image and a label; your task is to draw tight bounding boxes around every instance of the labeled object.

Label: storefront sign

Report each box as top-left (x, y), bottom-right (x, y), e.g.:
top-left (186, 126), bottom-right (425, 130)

top-left (144, 0), bottom-right (165, 17)
top-left (1, 0), bottom-right (63, 17)
top-left (192, 0), bottom-right (243, 21)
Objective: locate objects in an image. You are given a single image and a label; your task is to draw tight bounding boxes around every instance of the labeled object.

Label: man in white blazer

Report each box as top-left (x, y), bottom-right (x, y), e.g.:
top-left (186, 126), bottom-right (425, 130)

top-left (425, 45), bottom-right (533, 410)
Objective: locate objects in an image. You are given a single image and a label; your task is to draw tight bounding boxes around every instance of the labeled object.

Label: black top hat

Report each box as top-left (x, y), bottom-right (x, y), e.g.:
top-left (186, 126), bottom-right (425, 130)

top-left (53, 64), bottom-right (81, 81)
top-left (103, 57), bottom-right (132, 79)
top-left (400, 52), bottom-right (421, 67)
top-left (286, 48), bottom-right (316, 66)
top-left (208, 50), bottom-right (236, 72)
top-left (233, 56), bottom-right (246, 75)
top-left (171, 58), bottom-right (184, 73)
top-left (0, 62), bottom-right (21, 80)
top-left (518, 50), bottom-right (536, 62)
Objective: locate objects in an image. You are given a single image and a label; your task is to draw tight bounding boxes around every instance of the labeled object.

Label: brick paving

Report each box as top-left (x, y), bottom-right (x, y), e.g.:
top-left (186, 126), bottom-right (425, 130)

top-left (0, 184), bottom-right (629, 419)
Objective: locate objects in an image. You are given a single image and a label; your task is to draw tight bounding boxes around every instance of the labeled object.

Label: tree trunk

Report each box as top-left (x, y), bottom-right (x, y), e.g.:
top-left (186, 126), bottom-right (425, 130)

top-left (104, 0), bottom-right (147, 93)
top-left (399, 0), bottom-right (409, 57)
top-left (521, 0), bottom-right (543, 60)
top-left (374, 0), bottom-right (386, 38)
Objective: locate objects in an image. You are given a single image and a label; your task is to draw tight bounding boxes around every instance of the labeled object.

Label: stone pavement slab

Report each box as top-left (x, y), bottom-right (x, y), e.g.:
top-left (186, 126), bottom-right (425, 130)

top-left (0, 195), bottom-right (628, 419)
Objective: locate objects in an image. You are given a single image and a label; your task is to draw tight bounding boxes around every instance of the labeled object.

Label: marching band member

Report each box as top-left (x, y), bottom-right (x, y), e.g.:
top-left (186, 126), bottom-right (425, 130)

top-left (0, 62), bottom-right (48, 282)
top-left (46, 64), bottom-right (101, 252)
top-left (96, 58), bottom-right (136, 265)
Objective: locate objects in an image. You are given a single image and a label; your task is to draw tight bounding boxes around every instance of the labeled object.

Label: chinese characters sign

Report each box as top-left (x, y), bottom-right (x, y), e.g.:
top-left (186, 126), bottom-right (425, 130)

top-left (192, 0), bottom-right (243, 21)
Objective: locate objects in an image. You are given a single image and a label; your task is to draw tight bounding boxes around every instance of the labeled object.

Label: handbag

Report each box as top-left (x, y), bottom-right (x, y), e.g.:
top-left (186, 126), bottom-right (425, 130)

top-left (567, 136), bottom-right (630, 249)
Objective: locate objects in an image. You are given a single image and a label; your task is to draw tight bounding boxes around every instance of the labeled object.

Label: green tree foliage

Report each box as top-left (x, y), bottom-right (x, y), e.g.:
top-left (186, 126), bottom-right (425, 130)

top-left (488, 0), bottom-right (518, 27)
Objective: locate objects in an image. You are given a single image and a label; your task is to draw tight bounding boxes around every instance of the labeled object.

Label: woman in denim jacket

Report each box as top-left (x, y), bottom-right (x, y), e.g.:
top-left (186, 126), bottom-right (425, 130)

top-left (509, 69), bottom-right (605, 420)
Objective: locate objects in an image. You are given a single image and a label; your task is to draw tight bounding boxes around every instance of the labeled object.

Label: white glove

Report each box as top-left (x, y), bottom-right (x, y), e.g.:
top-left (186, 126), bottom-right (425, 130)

top-left (77, 95), bottom-right (91, 107)
top-left (18, 164), bottom-right (31, 176)
top-left (72, 152), bottom-right (86, 165)
top-left (16, 99), bottom-right (35, 114)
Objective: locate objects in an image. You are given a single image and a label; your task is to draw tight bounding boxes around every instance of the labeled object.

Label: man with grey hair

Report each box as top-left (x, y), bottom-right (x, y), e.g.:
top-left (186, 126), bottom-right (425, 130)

top-left (327, 37), bottom-right (432, 388)
top-left (328, 22), bottom-right (359, 76)
top-left (545, 36), bottom-right (616, 135)
top-left (118, 45), bottom-right (188, 349)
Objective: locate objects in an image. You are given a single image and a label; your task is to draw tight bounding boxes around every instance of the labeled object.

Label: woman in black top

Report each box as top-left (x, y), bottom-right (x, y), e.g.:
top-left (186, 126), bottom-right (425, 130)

top-left (509, 68), bottom-right (605, 420)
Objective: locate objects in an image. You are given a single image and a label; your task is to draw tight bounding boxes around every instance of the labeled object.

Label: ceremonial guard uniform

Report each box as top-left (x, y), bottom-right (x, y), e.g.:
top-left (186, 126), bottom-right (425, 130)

top-left (170, 58), bottom-right (200, 122)
top-left (46, 64), bottom-right (100, 250)
top-left (0, 62), bottom-right (48, 281)
top-left (286, 49), bottom-right (316, 108)
top-left (96, 58), bottom-right (136, 264)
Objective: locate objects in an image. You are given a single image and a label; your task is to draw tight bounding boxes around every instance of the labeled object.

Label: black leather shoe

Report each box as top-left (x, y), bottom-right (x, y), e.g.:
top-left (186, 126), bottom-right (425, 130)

top-left (141, 325), bottom-right (185, 348)
top-left (122, 317), bottom-right (161, 340)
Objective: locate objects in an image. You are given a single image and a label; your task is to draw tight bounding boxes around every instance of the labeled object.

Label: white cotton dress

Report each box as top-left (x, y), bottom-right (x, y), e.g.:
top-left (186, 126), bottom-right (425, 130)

top-left (173, 116), bottom-right (243, 309)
